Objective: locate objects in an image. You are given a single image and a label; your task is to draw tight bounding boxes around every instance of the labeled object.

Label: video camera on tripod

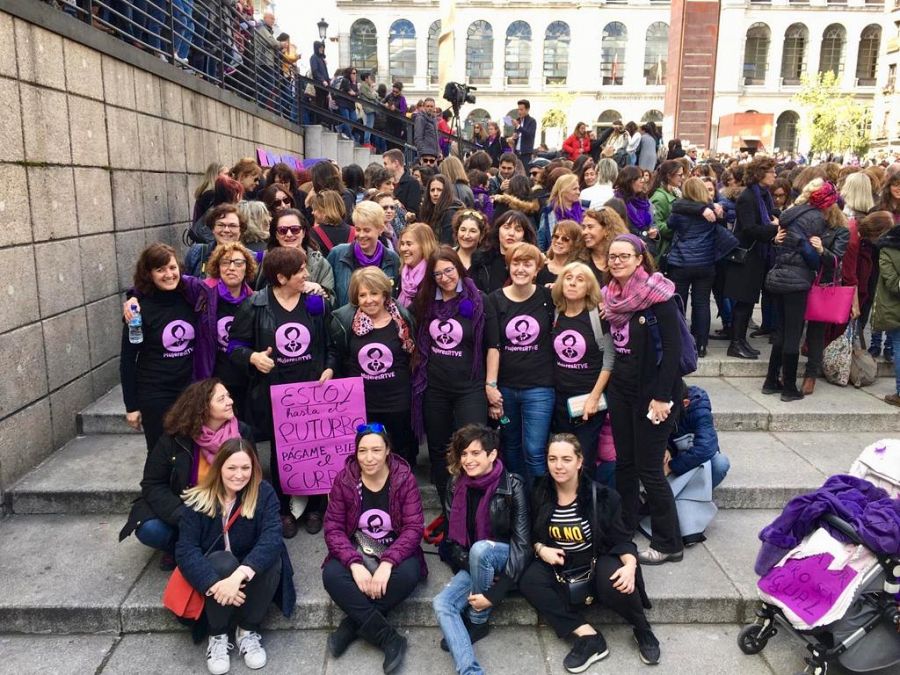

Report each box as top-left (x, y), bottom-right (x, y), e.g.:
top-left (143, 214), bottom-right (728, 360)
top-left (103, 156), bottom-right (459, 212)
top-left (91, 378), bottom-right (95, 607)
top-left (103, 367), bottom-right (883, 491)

top-left (442, 82), bottom-right (477, 112)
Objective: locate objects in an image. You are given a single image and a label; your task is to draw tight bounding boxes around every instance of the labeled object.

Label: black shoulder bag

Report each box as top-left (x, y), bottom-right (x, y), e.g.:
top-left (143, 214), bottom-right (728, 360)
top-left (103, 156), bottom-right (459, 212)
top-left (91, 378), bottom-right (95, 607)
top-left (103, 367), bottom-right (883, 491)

top-left (554, 481), bottom-right (600, 606)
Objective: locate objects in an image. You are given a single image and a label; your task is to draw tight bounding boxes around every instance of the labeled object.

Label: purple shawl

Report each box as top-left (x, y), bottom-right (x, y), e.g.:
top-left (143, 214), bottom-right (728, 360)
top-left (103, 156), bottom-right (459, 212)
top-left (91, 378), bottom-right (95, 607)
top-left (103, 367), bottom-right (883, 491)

top-left (614, 190), bottom-right (653, 232)
top-left (555, 200), bottom-right (584, 224)
top-left (448, 459), bottom-right (505, 547)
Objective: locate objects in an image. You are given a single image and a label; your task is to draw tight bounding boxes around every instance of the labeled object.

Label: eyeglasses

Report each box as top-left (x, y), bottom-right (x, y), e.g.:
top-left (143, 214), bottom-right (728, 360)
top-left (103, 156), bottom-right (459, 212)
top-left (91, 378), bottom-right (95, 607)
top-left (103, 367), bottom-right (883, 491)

top-left (551, 234), bottom-right (571, 243)
top-left (382, 205), bottom-right (396, 211)
top-left (214, 222), bottom-right (240, 230)
top-left (274, 197), bottom-right (293, 207)
top-left (277, 225), bottom-right (303, 236)
top-left (607, 253), bottom-right (636, 263)
top-left (432, 266), bottom-right (456, 279)
top-left (221, 258), bottom-right (247, 268)
top-left (529, 171), bottom-right (541, 177)
top-left (356, 422), bottom-right (386, 434)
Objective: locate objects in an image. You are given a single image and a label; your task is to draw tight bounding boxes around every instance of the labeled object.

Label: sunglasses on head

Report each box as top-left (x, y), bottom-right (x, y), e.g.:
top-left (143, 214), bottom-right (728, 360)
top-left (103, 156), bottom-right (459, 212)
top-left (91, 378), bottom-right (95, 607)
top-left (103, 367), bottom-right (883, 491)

top-left (276, 225), bottom-right (303, 236)
top-left (357, 422), bottom-right (386, 434)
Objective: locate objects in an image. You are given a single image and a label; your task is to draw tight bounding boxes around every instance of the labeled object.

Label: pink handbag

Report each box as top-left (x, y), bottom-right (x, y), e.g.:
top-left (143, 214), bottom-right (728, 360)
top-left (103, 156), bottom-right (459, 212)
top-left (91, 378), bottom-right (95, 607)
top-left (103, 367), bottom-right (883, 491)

top-left (804, 267), bottom-right (854, 324)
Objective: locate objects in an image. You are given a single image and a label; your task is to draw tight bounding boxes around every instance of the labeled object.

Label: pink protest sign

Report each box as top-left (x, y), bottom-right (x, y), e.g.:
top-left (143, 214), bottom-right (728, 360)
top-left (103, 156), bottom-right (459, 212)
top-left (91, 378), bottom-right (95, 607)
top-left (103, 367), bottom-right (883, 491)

top-left (270, 377), bottom-right (367, 495)
top-left (757, 553), bottom-right (858, 625)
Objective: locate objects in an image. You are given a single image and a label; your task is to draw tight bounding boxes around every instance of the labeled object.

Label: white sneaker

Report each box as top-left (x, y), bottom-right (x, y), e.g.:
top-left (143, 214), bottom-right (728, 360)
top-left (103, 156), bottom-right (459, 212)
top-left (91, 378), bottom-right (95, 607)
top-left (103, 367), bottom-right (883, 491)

top-left (206, 634), bottom-right (232, 675)
top-left (237, 627), bottom-right (267, 670)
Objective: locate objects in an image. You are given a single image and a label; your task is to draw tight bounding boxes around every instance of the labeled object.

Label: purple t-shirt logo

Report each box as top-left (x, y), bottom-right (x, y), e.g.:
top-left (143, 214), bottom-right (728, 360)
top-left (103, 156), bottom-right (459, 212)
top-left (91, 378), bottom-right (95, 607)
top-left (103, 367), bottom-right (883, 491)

top-left (505, 315), bottom-right (540, 346)
top-left (359, 508), bottom-right (394, 541)
top-left (217, 316), bottom-right (233, 350)
top-left (358, 342), bottom-right (393, 375)
top-left (554, 330), bottom-right (586, 364)
top-left (275, 323), bottom-right (310, 357)
top-left (430, 318), bottom-right (463, 350)
top-left (612, 322), bottom-right (630, 353)
top-left (162, 320), bottom-right (195, 354)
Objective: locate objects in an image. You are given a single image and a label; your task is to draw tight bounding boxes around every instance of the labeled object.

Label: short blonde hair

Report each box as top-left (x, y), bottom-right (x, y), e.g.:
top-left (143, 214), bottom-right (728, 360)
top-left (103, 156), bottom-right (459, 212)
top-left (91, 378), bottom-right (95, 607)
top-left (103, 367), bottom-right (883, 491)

top-left (352, 200), bottom-right (386, 231)
top-left (681, 177), bottom-right (710, 203)
top-left (348, 266), bottom-right (393, 306)
top-left (504, 241), bottom-right (544, 269)
top-left (399, 223), bottom-right (438, 269)
top-left (206, 241), bottom-right (258, 281)
top-left (551, 262), bottom-right (603, 313)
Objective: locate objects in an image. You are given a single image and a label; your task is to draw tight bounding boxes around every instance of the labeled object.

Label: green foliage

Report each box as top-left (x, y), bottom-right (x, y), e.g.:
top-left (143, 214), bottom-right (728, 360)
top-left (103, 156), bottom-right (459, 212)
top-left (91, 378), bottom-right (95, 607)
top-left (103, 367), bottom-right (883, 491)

top-left (542, 108), bottom-right (567, 134)
top-left (794, 72), bottom-right (871, 156)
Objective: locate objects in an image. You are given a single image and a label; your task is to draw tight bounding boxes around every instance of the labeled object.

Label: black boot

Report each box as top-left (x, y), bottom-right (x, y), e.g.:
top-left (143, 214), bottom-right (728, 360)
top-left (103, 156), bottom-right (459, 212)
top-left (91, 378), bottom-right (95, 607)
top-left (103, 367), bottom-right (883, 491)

top-left (741, 338), bottom-right (761, 356)
top-left (328, 616), bottom-right (359, 658)
top-left (762, 350), bottom-right (783, 395)
top-left (727, 340), bottom-right (758, 360)
top-left (780, 353), bottom-right (804, 402)
top-left (358, 612), bottom-right (407, 674)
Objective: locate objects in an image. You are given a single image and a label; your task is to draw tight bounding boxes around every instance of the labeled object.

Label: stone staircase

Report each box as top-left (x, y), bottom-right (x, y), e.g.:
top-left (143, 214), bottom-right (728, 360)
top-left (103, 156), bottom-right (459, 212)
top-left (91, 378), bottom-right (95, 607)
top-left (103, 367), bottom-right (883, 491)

top-left (302, 124), bottom-right (383, 167)
top-left (3, 332), bottom-right (898, 644)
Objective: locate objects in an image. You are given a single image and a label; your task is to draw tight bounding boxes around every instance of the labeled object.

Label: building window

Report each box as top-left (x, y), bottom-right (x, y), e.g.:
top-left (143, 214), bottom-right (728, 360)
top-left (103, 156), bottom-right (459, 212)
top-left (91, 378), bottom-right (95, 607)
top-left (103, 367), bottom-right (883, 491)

top-left (855, 25), bottom-right (881, 86)
top-left (543, 21), bottom-right (570, 85)
top-left (774, 110), bottom-right (800, 153)
top-left (601, 22), bottom-right (627, 86)
top-left (428, 21), bottom-right (441, 85)
top-left (350, 19), bottom-right (378, 73)
top-left (641, 110), bottom-right (664, 124)
top-left (643, 22), bottom-right (668, 85)
top-left (743, 23), bottom-right (770, 85)
top-left (597, 109), bottom-right (622, 128)
top-left (389, 20), bottom-right (416, 84)
top-left (818, 24), bottom-right (846, 77)
top-left (887, 64), bottom-right (897, 92)
top-left (467, 20), bottom-right (494, 85)
top-left (504, 21), bottom-right (532, 86)
top-left (464, 108), bottom-right (492, 139)
top-left (781, 23), bottom-right (808, 85)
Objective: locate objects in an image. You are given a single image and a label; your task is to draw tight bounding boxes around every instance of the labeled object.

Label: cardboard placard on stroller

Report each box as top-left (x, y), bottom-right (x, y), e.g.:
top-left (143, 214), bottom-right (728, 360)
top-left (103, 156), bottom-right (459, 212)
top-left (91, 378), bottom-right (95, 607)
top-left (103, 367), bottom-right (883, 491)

top-left (757, 552), bottom-right (859, 625)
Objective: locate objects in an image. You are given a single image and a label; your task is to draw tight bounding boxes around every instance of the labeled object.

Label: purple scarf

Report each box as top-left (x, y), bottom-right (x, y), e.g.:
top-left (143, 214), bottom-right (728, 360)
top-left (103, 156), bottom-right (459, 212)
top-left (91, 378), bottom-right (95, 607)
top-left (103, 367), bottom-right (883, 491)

top-left (448, 459), bottom-right (505, 548)
top-left (212, 278), bottom-right (252, 305)
top-left (353, 240), bottom-right (385, 268)
top-left (473, 186), bottom-right (494, 224)
top-left (410, 276), bottom-right (484, 439)
top-left (750, 182), bottom-right (774, 225)
top-left (398, 260), bottom-right (426, 308)
top-left (614, 190), bottom-right (653, 231)
top-left (555, 200), bottom-right (584, 224)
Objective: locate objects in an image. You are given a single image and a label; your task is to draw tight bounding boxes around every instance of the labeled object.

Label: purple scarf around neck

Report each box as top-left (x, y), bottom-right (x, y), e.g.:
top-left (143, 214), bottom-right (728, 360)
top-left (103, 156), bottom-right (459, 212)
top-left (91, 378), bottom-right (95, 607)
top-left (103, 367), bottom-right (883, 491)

top-left (614, 190), bottom-right (653, 231)
top-left (448, 459), bottom-right (505, 548)
top-left (216, 279), bottom-right (252, 305)
top-left (555, 200), bottom-right (584, 224)
top-left (353, 240), bottom-right (385, 267)
top-left (750, 182), bottom-right (774, 225)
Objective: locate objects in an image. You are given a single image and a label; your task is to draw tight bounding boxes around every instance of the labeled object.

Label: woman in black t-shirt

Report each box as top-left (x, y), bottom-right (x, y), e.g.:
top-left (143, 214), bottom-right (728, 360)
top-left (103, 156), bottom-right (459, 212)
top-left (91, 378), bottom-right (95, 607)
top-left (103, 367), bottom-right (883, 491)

top-left (520, 434), bottom-right (659, 671)
top-left (331, 267), bottom-right (417, 465)
top-left (537, 219), bottom-right (586, 286)
top-left (411, 246), bottom-right (487, 509)
top-left (485, 242), bottom-right (556, 486)
top-left (550, 262), bottom-right (614, 478)
top-left (229, 247), bottom-right (339, 538)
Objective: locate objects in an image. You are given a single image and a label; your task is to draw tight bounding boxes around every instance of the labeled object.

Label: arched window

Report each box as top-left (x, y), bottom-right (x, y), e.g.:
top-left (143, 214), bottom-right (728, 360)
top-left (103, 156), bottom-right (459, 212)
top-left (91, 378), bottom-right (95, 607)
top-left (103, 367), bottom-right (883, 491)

top-left (641, 110), bottom-right (664, 124)
top-left (350, 19), bottom-right (377, 72)
top-left (543, 21), bottom-right (570, 85)
top-left (774, 110), bottom-right (800, 153)
top-left (597, 109), bottom-right (622, 127)
top-left (504, 21), bottom-right (532, 85)
top-left (427, 21), bottom-right (441, 85)
top-left (389, 20), bottom-right (416, 84)
top-left (502, 109), bottom-right (519, 137)
top-left (467, 21), bottom-right (494, 85)
top-left (601, 23), bottom-right (627, 85)
top-left (643, 22), bottom-right (668, 85)
top-left (781, 23), bottom-right (808, 85)
top-left (743, 23), bottom-right (770, 85)
top-left (855, 25), bottom-right (881, 86)
top-left (819, 24), bottom-right (846, 77)
top-left (464, 108), bottom-right (492, 139)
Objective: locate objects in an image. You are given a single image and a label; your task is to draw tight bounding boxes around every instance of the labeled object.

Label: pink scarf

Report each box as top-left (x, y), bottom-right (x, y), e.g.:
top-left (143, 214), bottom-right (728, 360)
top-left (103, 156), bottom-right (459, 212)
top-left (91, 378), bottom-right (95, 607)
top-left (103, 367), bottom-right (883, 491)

top-left (351, 299), bottom-right (416, 354)
top-left (195, 416), bottom-right (240, 466)
top-left (601, 266), bottom-right (675, 329)
top-left (398, 259), bottom-right (426, 308)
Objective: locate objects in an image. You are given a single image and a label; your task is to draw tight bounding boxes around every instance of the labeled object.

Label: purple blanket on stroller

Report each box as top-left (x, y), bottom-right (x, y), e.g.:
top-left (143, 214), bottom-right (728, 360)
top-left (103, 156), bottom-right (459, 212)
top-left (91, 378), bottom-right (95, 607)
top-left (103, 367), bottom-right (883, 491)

top-left (756, 475), bottom-right (900, 576)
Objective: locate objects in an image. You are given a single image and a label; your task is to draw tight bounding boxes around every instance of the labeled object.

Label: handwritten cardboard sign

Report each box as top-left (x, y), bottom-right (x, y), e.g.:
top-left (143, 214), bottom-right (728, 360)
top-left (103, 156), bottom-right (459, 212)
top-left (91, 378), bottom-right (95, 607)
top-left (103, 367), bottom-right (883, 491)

top-left (270, 377), bottom-right (367, 495)
top-left (757, 553), bottom-right (858, 625)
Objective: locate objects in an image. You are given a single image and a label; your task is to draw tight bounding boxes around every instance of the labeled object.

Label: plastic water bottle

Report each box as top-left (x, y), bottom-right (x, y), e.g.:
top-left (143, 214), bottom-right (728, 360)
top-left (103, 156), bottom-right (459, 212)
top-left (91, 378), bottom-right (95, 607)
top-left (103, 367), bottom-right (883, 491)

top-left (128, 305), bottom-right (143, 344)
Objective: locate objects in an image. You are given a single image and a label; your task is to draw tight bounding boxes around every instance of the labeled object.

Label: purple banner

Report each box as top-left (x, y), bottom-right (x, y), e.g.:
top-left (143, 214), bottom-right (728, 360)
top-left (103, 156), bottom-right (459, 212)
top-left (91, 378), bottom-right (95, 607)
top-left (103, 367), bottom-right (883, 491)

top-left (757, 553), bottom-right (858, 625)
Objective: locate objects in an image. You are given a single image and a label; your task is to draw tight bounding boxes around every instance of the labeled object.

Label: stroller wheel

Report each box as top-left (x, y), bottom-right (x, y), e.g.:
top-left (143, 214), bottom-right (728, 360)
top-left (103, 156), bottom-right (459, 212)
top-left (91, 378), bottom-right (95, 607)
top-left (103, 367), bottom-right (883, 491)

top-left (738, 624), bottom-right (769, 655)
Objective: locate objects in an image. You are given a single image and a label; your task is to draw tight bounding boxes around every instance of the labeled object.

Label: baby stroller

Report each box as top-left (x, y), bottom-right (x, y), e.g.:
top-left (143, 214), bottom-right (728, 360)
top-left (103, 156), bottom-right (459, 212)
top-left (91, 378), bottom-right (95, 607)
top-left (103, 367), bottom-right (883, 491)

top-left (738, 440), bottom-right (900, 675)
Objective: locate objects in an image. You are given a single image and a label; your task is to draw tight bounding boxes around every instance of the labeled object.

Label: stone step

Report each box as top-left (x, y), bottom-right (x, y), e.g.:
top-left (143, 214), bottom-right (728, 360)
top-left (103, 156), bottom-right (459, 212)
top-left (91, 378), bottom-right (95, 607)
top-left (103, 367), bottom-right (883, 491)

top-left (0, 510), bottom-right (778, 634)
top-left (9, 429), bottom-right (881, 516)
top-left (302, 125), bottom-right (322, 158)
top-left (320, 130), bottom-right (338, 163)
top-left (336, 137), bottom-right (354, 167)
top-left (352, 145), bottom-right (370, 167)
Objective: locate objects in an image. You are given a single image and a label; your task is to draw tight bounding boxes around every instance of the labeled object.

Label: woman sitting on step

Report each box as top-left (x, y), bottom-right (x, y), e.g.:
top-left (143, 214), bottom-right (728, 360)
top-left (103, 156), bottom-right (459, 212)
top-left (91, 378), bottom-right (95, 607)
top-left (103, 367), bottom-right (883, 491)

top-left (119, 379), bottom-right (253, 571)
top-left (176, 438), bottom-right (294, 675)
top-left (322, 424), bottom-right (426, 673)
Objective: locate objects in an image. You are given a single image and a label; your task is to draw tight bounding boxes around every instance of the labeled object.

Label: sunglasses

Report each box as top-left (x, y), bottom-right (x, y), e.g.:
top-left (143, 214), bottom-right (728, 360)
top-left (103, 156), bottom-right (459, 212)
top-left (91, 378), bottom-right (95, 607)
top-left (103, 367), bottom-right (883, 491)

top-left (276, 225), bottom-right (303, 236)
top-left (551, 234), bottom-right (571, 243)
top-left (274, 197), bottom-right (293, 207)
top-left (421, 157), bottom-right (437, 165)
top-left (357, 422), bottom-right (386, 434)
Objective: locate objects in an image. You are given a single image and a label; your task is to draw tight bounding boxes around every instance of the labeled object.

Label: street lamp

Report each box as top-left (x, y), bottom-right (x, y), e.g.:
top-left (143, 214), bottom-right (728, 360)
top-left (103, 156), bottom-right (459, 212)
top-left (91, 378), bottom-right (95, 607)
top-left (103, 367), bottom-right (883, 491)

top-left (317, 18), bottom-right (328, 41)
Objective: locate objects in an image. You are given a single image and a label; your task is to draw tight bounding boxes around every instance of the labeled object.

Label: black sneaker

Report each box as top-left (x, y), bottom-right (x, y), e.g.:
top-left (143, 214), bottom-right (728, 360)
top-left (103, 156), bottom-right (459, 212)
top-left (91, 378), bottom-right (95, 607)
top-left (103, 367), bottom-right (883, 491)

top-left (563, 634), bottom-right (609, 673)
top-left (633, 628), bottom-right (660, 665)
top-left (439, 616), bottom-right (490, 651)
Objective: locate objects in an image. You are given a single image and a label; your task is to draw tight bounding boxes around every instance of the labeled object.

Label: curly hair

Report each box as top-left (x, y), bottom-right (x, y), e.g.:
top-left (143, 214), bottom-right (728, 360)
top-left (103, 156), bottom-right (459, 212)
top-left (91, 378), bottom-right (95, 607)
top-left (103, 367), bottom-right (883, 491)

top-left (446, 424), bottom-right (500, 477)
top-left (744, 156), bottom-right (777, 186)
top-left (206, 241), bottom-right (258, 282)
top-left (162, 378), bottom-right (225, 438)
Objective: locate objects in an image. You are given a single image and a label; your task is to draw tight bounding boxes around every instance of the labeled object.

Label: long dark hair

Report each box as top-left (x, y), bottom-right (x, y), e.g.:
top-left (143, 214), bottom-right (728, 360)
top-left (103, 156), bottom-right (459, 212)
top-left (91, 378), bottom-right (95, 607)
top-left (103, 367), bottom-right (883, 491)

top-left (261, 183), bottom-right (294, 217)
top-left (311, 161), bottom-right (346, 194)
top-left (264, 162), bottom-right (299, 195)
top-left (879, 173), bottom-right (900, 214)
top-left (419, 175), bottom-right (458, 229)
top-left (413, 245), bottom-right (469, 324)
top-left (482, 209), bottom-right (537, 254)
top-left (650, 160), bottom-right (682, 195)
top-left (613, 166), bottom-right (645, 200)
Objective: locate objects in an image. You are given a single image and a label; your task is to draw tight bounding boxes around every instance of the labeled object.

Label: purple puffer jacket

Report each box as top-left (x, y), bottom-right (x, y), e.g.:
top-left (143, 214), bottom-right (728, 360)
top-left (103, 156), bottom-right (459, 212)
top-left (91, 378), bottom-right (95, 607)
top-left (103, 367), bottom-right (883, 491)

top-left (322, 453), bottom-right (428, 579)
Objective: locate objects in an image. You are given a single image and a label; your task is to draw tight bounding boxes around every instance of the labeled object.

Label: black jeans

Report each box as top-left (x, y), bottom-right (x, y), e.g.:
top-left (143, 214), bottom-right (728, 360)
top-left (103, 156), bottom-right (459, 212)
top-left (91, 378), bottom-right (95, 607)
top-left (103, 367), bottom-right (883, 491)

top-left (669, 265), bottom-right (715, 348)
top-left (518, 556), bottom-right (651, 638)
top-left (204, 550), bottom-right (282, 635)
top-left (137, 396), bottom-right (176, 452)
top-left (731, 301), bottom-right (754, 343)
top-left (607, 389), bottom-right (682, 554)
top-left (552, 394), bottom-right (606, 473)
top-left (424, 382), bottom-right (487, 507)
top-left (322, 557), bottom-right (421, 626)
top-left (770, 292), bottom-right (808, 357)
top-left (373, 408), bottom-right (418, 467)
top-left (803, 320), bottom-right (827, 378)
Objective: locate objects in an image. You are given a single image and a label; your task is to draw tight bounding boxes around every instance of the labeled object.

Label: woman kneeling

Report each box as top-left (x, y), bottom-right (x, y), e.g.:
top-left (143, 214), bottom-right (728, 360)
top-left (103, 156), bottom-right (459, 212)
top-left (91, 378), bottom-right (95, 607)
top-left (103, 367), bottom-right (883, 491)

top-left (520, 434), bottom-right (659, 672)
top-left (176, 439), bottom-right (295, 675)
top-left (322, 425), bottom-right (426, 673)
top-left (432, 424), bottom-right (530, 675)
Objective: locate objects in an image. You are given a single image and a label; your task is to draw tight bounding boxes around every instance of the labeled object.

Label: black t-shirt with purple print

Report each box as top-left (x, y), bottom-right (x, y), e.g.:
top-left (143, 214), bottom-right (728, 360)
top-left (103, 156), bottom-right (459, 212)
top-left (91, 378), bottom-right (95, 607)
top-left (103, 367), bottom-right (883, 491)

top-left (553, 310), bottom-right (603, 395)
top-left (358, 478), bottom-right (396, 547)
top-left (136, 290), bottom-right (196, 404)
top-left (268, 290), bottom-right (321, 385)
top-left (426, 312), bottom-right (476, 384)
top-left (346, 323), bottom-right (410, 413)
top-left (213, 301), bottom-right (242, 390)
top-left (486, 285), bottom-right (555, 389)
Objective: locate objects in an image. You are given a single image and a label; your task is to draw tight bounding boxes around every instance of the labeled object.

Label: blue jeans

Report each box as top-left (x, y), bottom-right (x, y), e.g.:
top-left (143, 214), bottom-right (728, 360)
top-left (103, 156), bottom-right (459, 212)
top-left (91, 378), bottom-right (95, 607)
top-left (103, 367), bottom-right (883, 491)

top-left (172, 0), bottom-right (194, 59)
top-left (499, 386), bottom-right (555, 484)
top-left (887, 329), bottom-right (900, 394)
top-left (135, 518), bottom-right (177, 554)
top-left (339, 107), bottom-right (359, 143)
top-left (871, 330), bottom-right (893, 356)
top-left (710, 453), bottom-right (730, 489)
top-left (363, 111), bottom-right (375, 145)
top-left (433, 541), bottom-right (509, 675)
top-left (141, 0), bottom-right (166, 52)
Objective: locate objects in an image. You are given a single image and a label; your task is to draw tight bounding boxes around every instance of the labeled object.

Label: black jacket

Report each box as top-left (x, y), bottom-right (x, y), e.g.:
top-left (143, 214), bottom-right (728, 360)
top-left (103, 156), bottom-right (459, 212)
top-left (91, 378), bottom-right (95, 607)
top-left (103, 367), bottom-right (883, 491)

top-left (723, 186), bottom-right (779, 304)
top-left (470, 249), bottom-right (508, 294)
top-left (445, 469), bottom-right (531, 605)
top-left (394, 171), bottom-right (423, 215)
top-left (765, 204), bottom-right (828, 295)
top-left (119, 422), bottom-right (255, 541)
top-left (310, 42), bottom-right (329, 83)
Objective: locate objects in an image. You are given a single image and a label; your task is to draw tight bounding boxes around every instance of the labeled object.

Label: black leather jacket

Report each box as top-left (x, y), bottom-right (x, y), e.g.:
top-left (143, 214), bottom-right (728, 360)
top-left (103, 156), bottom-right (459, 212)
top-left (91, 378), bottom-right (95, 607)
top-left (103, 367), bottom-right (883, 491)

top-left (444, 469), bottom-right (531, 603)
